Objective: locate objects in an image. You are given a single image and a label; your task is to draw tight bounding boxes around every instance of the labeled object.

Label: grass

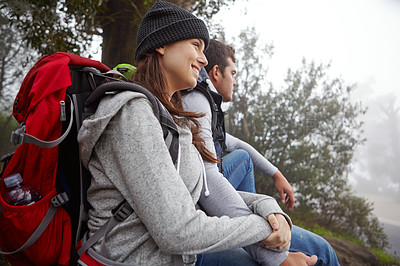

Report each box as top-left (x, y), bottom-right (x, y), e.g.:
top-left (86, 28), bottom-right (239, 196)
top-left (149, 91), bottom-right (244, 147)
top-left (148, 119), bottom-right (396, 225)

top-left (301, 223), bottom-right (400, 265)
top-left (309, 224), bottom-right (365, 245)
top-left (370, 248), bottom-right (400, 265)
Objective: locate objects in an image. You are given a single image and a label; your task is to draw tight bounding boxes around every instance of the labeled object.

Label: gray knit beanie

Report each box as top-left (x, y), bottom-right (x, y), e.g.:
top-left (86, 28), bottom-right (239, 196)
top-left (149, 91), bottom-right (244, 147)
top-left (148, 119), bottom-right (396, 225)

top-left (135, 0), bottom-right (210, 62)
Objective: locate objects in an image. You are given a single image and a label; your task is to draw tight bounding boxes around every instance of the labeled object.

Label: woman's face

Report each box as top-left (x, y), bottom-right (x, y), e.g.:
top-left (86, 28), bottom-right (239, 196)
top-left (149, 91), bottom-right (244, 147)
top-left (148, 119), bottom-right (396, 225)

top-left (156, 38), bottom-right (208, 97)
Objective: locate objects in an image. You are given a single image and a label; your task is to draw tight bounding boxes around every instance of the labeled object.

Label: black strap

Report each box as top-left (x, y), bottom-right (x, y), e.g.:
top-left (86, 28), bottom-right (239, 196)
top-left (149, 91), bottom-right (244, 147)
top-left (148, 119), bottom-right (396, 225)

top-left (77, 81), bottom-right (181, 259)
top-left (84, 81), bottom-right (180, 165)
top-left (194, 82), bottom-right (218, 136)
top-left (77, 200), bottom-right (133, 257)
top-left (193, 82), bottom-right (226, 151)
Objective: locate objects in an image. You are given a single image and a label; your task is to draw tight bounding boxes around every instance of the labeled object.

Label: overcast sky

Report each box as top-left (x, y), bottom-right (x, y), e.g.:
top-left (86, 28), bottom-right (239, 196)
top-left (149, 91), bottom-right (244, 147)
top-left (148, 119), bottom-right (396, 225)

top-left (213, 0), bottom-right (400, 224)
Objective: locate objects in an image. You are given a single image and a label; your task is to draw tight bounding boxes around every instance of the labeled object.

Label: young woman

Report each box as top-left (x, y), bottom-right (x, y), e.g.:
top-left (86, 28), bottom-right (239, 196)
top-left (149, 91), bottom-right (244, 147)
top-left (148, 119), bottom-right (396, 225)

top-left (78, 1), bottom-right (317, 265)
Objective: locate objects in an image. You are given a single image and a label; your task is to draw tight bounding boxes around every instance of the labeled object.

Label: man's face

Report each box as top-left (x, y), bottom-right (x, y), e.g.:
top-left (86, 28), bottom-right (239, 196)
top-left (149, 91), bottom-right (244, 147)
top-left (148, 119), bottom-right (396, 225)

top-left (215, 57), bottom-right (237, 102)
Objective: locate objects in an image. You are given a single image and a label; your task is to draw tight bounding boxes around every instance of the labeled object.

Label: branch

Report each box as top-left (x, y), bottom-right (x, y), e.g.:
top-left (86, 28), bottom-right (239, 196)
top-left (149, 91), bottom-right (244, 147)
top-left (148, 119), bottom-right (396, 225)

top-left (127, 0), bottom-right (143, 19)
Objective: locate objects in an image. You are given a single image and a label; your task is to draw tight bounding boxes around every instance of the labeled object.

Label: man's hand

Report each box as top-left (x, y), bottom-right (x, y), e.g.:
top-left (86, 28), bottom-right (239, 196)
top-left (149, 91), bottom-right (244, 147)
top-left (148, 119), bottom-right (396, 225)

top-left (259, 213), bottom-right (291, 250)
top-left (280, 252), bottom-right (318, 266)
top-left (272, 170), bottom-right (295, 209)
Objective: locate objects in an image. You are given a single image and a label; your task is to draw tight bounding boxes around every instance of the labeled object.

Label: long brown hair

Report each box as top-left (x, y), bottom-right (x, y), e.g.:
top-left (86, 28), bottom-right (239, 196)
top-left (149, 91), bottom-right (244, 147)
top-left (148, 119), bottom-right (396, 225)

top-left (132, 52), bottom-right (218, 163)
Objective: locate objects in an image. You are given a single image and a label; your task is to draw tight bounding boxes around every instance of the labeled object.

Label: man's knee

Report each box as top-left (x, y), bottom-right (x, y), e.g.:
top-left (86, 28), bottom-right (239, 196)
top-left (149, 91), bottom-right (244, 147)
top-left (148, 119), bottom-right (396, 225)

top-left (228, 149), bottom-right (253, 166)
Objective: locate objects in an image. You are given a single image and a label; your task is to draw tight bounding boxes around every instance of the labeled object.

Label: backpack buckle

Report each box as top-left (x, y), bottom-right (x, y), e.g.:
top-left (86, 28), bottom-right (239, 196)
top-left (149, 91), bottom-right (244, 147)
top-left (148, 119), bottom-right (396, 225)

top-left (51, 192), bottom-right (69, 207)
top-left (112, 201), bottom-right (133, 222)
top-left (10, 124), bottom-right (26, 145)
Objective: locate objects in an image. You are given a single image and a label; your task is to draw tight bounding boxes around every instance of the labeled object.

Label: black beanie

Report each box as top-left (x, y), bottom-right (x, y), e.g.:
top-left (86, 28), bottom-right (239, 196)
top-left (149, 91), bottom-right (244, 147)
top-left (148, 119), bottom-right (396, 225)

top-left (135, 0), bottom-right (210, 62)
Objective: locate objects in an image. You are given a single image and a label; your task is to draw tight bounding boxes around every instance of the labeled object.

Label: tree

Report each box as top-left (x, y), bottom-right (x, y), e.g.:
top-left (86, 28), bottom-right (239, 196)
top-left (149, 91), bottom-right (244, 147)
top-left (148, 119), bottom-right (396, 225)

top-left (0, 112), bottom-right (18, 157)
top-left (226, 27), bottom-right (388, 249)
top-left (0, 6), bottom-right (33, 155)
top-left (0, 8), bottom-right (36, 114)
top-left (0, 0), bottom-right (235, 156)
top-left (1, 0), bottom-right (235, 67)
top-left (226, 26), bottom-right (274, 143)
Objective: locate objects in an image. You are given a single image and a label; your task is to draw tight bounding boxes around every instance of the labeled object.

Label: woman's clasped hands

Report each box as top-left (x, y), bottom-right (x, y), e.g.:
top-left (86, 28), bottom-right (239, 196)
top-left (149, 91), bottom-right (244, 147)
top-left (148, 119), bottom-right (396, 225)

top-left (259, 214), bottom-right (318, 266)
top-left (260, 213), bottom-right (291, 250)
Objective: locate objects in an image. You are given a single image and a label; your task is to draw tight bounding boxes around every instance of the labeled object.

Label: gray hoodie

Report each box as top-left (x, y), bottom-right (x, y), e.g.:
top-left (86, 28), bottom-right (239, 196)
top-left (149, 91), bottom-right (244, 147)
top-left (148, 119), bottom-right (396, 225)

top-left (78, 90), bottom-right (289, 265)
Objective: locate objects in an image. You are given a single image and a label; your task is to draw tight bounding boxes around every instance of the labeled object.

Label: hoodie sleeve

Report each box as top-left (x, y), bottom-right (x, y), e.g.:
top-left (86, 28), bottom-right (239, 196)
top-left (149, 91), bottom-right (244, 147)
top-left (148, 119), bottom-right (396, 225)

top-left (85, 94), bottom-right (278, 256)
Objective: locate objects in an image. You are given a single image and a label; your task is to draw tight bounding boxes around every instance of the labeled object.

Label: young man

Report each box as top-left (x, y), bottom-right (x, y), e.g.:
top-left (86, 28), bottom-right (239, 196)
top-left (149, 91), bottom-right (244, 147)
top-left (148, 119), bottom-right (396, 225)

top-left (182, 39), bottom-right (340, 266)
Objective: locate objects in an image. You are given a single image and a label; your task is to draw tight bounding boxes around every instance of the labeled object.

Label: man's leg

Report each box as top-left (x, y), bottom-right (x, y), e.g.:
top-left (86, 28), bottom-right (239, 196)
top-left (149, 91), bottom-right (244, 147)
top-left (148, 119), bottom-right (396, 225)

top-left (222, 150), bottom-right (339, 266)
top-left (289, 225), bottom-right (339, 266)
top-left (222, 149), bottom-right (256, 193)
top-left (196, 248), bottom-right (260, 266)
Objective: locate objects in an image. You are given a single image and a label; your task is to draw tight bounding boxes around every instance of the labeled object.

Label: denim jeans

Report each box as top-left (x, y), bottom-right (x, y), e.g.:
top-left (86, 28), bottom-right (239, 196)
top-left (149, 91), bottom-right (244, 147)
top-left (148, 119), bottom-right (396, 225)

top-left (196, 226), bottom-right (339, 266)
top-left (196, 149), bottom-right (340, 266)
top-left (222, 149), bottom-right (257, 193)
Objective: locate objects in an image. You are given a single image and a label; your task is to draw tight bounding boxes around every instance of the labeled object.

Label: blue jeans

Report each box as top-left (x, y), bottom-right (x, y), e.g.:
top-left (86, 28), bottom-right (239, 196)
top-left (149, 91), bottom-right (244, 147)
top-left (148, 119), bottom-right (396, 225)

top-left (222, 149), bottom-right (257, 193)
top-left (196, 248), bottom-right (259, 266)
top-left (196, 226), bottom-right (338, 265)
top-left (197, 149), bottom-right (339, 266)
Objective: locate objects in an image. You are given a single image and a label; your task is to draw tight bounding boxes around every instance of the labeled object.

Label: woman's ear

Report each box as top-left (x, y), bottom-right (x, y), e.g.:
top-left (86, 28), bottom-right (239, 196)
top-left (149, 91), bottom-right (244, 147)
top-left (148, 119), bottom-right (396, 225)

top-left (155, 46), bottom-right (165, 55)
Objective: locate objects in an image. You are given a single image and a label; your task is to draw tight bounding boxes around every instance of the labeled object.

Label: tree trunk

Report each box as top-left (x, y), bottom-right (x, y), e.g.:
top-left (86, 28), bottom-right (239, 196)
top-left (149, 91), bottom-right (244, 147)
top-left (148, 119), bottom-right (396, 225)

top-left (101, 0), bottom-right (150, 67)
top-left (100, 0), bottom-right (196, 68)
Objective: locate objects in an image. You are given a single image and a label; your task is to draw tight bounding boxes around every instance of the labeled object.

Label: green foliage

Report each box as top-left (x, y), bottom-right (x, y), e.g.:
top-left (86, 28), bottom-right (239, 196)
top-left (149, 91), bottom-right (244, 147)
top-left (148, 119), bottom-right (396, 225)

top-left (0, 253), bottom-right (10, 266)
top-left (226, 26), bottom-right (274, 143)
top-left (371, 247), bottom-right (400, 265)
top-left (2, 0), bottom-right (103, 55)
top-left (0, 8), bottom-right (37, 113)
top-left (294, 221), bottom-right (399, 265)
top-left (1, 0), bottom-right (235, 72)
top-left (0, 112), bottom-right (18, 160)
top-left (303, 222), bottom-right (364, 244)
top-left (226, 27), bottom-right (389, 250)
top-left (191, 0), bottom-right (235, 20)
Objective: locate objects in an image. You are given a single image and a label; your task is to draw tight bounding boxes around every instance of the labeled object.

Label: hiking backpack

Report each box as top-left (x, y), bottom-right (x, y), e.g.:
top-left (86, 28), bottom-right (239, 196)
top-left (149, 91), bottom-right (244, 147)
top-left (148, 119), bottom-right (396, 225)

top-left (184, 80), bottom-right (226, 172)
top-left (0, 52), bottom-right (179, 265)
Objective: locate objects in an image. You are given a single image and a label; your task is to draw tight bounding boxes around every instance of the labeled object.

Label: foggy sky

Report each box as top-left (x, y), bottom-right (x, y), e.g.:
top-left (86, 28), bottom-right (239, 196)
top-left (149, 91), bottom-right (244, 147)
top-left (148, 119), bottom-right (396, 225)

top-left (213, 0), bottom-right (400, 223)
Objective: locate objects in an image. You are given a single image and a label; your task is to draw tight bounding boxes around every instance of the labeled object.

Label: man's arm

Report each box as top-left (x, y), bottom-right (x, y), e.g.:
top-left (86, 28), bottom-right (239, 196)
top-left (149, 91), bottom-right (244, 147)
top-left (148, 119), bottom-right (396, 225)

top-left (182, 90), bottom-right (291, 264)
top-left (225, 129), bottom-right (295, 208)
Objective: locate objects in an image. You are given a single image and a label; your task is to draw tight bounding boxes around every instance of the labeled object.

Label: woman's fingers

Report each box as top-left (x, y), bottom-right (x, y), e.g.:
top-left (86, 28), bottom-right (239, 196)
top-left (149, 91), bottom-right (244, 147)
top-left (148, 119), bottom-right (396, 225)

top-left (267, 213), bottom-right (279, 231)
top-left (260, 213), bottom-right (291, 249)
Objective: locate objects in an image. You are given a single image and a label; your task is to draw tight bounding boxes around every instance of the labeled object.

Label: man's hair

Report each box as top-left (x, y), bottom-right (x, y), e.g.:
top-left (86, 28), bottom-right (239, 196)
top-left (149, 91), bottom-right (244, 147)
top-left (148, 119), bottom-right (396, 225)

top-left (204, 39), bottom-right (236, 76)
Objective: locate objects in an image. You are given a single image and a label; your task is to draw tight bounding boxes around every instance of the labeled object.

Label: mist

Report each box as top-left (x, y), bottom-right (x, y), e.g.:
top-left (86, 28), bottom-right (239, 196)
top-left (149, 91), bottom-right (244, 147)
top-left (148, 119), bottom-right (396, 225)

top-left (350, 84), bottom-right (400, 222)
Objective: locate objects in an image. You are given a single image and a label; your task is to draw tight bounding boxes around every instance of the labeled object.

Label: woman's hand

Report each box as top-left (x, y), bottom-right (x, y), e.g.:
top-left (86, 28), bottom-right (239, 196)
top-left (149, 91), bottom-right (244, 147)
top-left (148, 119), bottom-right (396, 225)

top-left (259, 213), bottom-right (291, 250)
top-left (280, 252), bottom-right (318, 266)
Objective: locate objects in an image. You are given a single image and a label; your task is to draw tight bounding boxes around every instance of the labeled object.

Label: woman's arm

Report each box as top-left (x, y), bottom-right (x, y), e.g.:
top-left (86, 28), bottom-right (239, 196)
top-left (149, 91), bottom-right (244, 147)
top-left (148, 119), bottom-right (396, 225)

top-left (93, 95), bottom-right (275, 255)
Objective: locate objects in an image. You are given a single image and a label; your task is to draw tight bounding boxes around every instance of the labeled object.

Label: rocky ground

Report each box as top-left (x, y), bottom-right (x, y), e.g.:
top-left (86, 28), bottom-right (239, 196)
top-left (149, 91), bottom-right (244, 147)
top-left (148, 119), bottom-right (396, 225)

top-left (324, 236), bottom-right (399, 266)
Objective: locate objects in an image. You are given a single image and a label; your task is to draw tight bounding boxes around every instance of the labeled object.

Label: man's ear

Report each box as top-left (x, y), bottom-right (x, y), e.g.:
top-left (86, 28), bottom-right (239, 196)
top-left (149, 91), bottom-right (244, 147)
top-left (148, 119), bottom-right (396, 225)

top-left (155, 46), bottom-right (165, 55)
top-left (209, 65), bottom-right (220, 82)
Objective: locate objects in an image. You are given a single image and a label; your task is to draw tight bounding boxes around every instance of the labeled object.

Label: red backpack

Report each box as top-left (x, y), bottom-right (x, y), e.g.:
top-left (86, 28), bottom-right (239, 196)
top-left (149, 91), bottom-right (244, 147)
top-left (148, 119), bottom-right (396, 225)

top-left (0, 53), bottom-right (179, 265)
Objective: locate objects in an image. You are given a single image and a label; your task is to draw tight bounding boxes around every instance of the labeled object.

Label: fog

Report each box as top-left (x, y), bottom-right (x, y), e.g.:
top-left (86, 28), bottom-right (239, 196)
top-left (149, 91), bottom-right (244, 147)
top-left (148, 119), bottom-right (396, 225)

top-left (350, 89), bottom-right (400, 223)
top-left (214, 0), bottom-right (400, 224)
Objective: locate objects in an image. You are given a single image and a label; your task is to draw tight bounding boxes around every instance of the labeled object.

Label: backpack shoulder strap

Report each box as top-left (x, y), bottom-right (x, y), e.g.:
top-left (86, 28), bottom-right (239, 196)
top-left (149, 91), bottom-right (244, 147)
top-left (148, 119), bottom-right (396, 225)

top-left (193, 81), bottom-right (226, 152)
top-left (84, 80), bottom-right (179, 164)
top-left (193, 81), bottom-right (218, 135)
top-left (77, 81), bottom-right (180, 258)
